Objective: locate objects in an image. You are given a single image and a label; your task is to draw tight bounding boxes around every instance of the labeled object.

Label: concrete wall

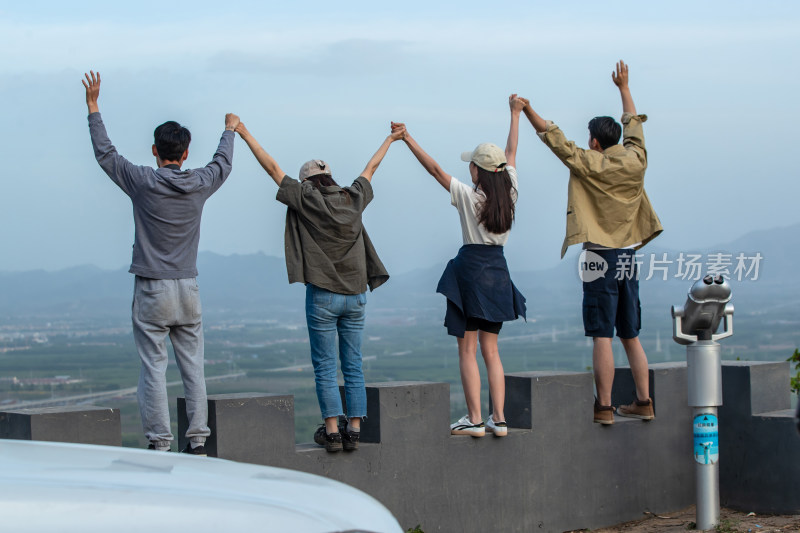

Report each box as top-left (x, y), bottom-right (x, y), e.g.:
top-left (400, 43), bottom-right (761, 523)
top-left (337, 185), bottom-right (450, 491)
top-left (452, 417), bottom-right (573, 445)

top-left (2, 361), bottom-right (797, 532)
top-left (718, 361), bottom-right (799, 514)
top-left (180, 360), bottom-right (798, 531)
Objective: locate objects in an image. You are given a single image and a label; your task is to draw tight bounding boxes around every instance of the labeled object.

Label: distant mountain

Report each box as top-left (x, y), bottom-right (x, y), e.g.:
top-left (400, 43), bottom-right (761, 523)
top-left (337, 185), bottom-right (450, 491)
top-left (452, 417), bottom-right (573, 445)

top-left (0, 253), bottom-right (301, 320)
top-left (0, 224), bottom-right (796, 320)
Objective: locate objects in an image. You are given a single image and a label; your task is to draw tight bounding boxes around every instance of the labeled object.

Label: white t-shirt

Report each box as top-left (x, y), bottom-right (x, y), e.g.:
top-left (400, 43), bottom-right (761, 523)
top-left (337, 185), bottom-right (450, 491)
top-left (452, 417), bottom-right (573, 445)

top-left (450, 166), bottom-right (518, 246)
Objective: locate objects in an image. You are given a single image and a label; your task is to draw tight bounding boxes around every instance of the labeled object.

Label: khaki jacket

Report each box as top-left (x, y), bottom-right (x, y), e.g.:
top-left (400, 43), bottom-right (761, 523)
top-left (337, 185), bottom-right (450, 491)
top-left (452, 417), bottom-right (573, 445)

top-left (538, 113), bottom-right (662, 258)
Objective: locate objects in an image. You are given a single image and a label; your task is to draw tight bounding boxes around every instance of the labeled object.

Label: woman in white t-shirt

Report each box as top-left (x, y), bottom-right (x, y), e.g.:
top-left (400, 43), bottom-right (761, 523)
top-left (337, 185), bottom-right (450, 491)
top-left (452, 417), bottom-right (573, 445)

top-left (391, 95), bottom-right (527, 438)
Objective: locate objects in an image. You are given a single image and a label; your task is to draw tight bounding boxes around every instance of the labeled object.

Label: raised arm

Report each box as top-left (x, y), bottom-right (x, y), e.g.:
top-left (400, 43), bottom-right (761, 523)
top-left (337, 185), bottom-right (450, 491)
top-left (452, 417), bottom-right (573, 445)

top-left (392, 122), bottom-right (452, 192)
top-left (521, 98), bottom-right (548, 134)
top-left (225, 113), bottom-right (239, 133)
top-left (82, 70), bottom-right (101, 115)
top-left (612, 60), bottom-right (636, 115)
top-left (234, 123), bottom-right (286, 186)
top-left (506, 94), bottom-right (525, 168)
top-left (82, 70), bottom-right (142, 196)
top-left (197, 113), bottom-right (238, 193)
top-left (360, 125), bottom-right (405, 182)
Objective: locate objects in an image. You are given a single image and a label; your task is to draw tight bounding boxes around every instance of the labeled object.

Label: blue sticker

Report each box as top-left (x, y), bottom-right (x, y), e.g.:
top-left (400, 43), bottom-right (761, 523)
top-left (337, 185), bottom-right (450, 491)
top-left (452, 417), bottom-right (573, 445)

top-left (693, 413), bottom-right (719, 464)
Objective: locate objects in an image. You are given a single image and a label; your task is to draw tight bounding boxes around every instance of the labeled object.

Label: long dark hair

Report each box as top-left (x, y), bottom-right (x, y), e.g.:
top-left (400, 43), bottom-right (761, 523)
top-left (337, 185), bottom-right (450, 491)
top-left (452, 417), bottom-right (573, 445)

top-left (304, 173), bottom-right (352, 203)
top-left (304, 174), bottom-right (340, 188)
top-left (474, 166), bottom-right (516, 234)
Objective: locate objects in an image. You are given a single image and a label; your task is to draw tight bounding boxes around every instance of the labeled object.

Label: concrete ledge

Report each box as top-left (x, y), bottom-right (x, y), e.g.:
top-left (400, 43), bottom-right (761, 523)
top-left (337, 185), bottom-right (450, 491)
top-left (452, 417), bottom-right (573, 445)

top-left (193, 371), bottom-right (698, 532)
top-left (5, 359), bottom-right (796, 530)
top-left (504, 370), bottom-right (592, 429)
top-left (178, 393), bottom-right (294, 462)
top-left (721, 361), bottom-right (791, 416)
top-left (720, 361), bottom-right (799, 514)
top-left (359, 381), bottom-right (450, 445)
top-left (0, 406), bottom-right (120, 446)
top-left (756, 408), bottom-right (796, 420)
top-left (188, 361), bottom-right (796, 529)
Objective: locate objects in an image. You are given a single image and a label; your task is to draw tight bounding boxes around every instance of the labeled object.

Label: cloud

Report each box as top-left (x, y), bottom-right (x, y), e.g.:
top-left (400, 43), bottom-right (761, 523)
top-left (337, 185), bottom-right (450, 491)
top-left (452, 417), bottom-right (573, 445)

top-left (3, 5), bottom-right (799, 74)
top-left (208, 39), bottom-right (414, 77)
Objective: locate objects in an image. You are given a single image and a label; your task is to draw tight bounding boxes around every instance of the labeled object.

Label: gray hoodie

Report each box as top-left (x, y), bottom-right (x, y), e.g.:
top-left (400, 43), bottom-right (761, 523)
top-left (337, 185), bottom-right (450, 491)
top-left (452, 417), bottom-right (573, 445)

top-left (88, 112), bottom-right (234, 279)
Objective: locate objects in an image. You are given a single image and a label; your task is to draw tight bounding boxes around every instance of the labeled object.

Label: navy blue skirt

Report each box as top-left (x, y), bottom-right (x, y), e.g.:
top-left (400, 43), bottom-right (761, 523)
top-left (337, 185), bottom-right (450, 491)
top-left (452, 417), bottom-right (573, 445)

top-left (436, 244), bottom-right (526, 338)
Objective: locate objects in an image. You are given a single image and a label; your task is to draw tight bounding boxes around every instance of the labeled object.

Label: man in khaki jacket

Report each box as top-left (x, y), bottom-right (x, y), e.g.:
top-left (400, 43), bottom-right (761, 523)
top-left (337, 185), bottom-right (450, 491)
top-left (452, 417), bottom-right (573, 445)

top-left (521, 61), bottom-right (662, 424)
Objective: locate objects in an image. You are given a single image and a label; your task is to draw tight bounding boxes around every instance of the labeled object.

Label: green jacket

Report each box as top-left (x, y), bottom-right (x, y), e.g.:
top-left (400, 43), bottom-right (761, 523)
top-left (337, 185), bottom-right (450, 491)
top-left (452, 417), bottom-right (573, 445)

top-left (276, 176), bottom-right (389, 294)
top-left (539, 113), bottom-right (663, 258)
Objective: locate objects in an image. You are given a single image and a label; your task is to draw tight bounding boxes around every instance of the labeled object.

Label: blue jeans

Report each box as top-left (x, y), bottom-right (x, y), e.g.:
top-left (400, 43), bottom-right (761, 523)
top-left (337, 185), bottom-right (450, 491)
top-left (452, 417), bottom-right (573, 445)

top-left (305, 284), bottom-right (367, 420)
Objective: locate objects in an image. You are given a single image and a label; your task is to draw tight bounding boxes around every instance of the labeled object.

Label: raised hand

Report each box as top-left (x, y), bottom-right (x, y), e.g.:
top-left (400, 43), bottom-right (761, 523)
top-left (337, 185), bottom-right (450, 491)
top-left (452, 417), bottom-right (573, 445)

top-left (225, 113), bottom-right (240, 131)
top-left (391, 121), bottom-right (406, 139)
top-left (82, 70), bottom-right (101, 114)
top-left (390, 122), bottom-right (406, 141)
top-left (509, 93), bottom-right (526, 114)
top-left (612, 60), bottom-right (629, 89)
top-left (612, 60), bottom-right (636, 114)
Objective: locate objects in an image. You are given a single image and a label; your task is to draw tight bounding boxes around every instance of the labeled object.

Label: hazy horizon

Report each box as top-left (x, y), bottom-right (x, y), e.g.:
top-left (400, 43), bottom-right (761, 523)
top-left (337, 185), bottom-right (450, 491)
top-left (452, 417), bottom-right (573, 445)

top-left (1, 219), bottom-right (793, 277)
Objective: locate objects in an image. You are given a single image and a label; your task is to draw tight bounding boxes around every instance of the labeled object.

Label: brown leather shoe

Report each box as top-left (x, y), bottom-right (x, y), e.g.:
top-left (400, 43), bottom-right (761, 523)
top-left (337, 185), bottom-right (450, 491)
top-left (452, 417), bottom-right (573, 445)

top-left (618, 398), bottom-right (655, 420)
top-left (593, 400), bottom-right (615, 425)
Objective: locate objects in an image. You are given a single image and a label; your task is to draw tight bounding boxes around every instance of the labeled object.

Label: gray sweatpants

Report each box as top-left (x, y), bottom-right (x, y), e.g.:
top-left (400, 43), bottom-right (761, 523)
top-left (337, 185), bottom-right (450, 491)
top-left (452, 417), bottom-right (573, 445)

top-left (132, 276), bottom-right (210, 446)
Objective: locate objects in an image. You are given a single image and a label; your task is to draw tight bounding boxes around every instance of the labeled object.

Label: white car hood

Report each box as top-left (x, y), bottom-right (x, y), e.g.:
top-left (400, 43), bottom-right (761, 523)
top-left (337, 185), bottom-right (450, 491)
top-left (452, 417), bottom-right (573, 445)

top-left (0, 440), bottom-right (401, 533)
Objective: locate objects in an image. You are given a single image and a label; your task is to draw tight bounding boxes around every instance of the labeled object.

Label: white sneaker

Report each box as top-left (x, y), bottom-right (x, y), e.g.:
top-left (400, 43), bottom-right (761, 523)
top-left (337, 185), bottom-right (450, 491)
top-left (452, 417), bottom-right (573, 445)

top-left (450, 414), bottom-right (485, 437)
top-left (486, 414), bottom-right (507, 437)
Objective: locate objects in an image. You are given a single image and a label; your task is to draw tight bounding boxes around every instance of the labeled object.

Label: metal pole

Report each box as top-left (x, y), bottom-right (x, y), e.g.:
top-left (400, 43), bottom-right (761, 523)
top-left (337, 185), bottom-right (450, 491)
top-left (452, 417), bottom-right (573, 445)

top-left (693, 406), bottom-right (719, 530)
top-left (686, 340), bottom-right (722, 531)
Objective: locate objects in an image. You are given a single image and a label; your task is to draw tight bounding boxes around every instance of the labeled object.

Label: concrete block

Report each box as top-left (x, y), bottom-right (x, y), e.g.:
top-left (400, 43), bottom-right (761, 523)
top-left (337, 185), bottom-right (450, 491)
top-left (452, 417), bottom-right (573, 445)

top-left (504, 371), bottom-right (593, 430)
top-left (178, 393), bottom-right (294, 463)
top-left (359, 381), bottom-right (449, 444)
top-left (719, 361), bottom-right (799, 513)
top-left (721, 361), bottom-right (791, 417)
top-left (0, 406), bottom-right (120, 446)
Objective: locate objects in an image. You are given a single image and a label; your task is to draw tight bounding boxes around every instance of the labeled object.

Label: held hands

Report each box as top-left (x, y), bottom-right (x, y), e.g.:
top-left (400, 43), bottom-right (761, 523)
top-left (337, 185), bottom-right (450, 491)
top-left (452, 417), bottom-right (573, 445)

top-left (509, 93), bottom-right (527, 114)
top-left (234, 122), bottom-right (250, 139)
top-left (612, 60), bottom-right (629, 90)
top-left (225, 113), bottom-right (240, 131)
top-left (389, 121), bottom-right (406, 141)
top-left (82, 70), bottom-right (101, 114)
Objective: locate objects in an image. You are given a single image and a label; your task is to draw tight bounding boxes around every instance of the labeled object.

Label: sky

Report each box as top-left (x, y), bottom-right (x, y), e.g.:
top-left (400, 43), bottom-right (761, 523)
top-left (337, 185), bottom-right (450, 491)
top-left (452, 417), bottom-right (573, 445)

top-left (1, 1), bottom-right (799, 274)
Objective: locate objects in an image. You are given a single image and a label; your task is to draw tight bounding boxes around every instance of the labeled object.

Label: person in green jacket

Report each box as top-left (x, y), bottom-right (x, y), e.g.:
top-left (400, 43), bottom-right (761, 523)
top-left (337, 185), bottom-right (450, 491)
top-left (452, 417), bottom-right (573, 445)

top-left (235, 121), bottom-right (402, 451)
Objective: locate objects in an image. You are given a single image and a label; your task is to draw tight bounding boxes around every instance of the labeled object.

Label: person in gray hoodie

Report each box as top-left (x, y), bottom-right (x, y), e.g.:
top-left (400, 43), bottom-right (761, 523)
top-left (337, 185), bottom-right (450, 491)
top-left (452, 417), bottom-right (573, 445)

top-left (82, 71), bottom-right (238, 455)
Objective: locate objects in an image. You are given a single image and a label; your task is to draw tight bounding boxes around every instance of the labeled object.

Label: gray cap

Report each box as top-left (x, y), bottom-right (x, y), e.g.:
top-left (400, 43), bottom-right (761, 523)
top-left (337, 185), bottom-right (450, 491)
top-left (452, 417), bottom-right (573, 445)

top-left (299, 159), bottom-right (332, 180)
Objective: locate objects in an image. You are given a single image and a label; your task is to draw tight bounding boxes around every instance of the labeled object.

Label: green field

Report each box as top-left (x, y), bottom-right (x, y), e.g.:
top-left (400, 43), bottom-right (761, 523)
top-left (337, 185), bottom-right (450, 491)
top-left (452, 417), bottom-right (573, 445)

top-left (1, 301), bottom-right (797, 448)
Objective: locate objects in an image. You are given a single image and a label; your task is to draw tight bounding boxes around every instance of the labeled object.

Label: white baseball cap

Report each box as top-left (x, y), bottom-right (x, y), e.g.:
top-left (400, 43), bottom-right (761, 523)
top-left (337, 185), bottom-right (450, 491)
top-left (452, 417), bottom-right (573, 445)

top-left (460, 143), bottom-right (507, 173)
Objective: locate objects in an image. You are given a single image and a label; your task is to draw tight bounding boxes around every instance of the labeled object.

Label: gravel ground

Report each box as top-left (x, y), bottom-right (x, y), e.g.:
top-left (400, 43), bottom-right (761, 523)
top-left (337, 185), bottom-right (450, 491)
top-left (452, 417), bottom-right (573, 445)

top-left (567, 506), bottom-right (800, 533)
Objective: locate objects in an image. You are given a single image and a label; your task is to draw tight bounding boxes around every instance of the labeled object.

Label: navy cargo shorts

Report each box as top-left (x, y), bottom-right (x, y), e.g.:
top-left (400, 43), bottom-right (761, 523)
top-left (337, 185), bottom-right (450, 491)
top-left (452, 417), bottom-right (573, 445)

top-left (582, 249), bottom-right (641, 339)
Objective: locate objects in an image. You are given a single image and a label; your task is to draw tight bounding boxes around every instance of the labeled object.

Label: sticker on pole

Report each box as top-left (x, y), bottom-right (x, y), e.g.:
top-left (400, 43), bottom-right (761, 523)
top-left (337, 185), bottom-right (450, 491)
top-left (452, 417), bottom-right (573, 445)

top-left (693, 413), bottom-right (719, 464)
